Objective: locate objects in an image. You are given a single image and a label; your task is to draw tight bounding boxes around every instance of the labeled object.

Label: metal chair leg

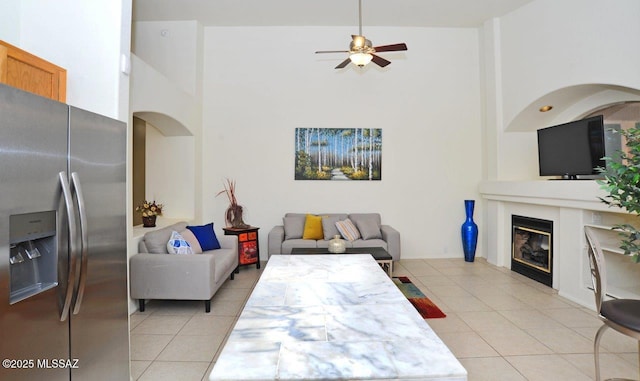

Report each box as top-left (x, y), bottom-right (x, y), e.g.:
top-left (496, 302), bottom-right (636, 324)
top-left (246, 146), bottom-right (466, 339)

top-left (594, 324), bottom-right (608, 381)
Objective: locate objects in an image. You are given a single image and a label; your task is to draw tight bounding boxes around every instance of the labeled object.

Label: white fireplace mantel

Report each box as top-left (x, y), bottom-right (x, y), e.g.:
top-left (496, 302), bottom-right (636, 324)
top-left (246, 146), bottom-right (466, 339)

top-left (479, 180), bottom-right (610, 211)
top-left (479, 180), bottom-right (640, 309)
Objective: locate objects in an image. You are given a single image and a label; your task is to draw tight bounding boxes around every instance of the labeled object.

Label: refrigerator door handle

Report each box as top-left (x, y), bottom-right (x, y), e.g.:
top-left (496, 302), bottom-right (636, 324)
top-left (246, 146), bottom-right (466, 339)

top-left (71, 172), bottom-right (88, 315)
top-left (59, 171), bottom-right (79, 322)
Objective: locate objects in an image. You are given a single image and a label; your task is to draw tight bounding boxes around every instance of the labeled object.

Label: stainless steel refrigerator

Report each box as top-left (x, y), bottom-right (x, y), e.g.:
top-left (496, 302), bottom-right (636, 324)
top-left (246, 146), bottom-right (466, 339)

top-left (0, 83), bottom-right (130, 380)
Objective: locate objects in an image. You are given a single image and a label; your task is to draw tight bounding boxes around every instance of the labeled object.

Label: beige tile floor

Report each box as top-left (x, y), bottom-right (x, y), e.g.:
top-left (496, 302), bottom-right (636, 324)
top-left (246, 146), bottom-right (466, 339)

top-left (129, 258), bottom-right (639, 381)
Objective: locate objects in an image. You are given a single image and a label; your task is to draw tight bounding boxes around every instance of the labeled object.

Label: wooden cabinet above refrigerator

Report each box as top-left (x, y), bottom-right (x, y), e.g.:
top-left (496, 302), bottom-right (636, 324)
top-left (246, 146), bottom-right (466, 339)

top-left (0, 40), bottom-right (66, 102)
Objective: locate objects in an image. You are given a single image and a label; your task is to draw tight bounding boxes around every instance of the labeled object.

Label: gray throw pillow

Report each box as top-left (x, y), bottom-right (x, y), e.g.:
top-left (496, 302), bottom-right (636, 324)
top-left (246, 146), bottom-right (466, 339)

top-left (283, 215), bottom-right (305, 240)
top-left (355, 218), bottom-right (382, 240)
top-left (143, 222), bottom-right (188, 253)
top-left (349, 213), bottom-right (381, 227)
top-left (321, 215), bottom-right (342, 240)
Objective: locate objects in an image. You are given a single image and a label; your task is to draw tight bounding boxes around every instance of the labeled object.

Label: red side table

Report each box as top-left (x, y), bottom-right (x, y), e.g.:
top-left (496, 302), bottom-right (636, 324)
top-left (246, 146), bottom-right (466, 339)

top-left (223, 226), bottom-right (260, 271)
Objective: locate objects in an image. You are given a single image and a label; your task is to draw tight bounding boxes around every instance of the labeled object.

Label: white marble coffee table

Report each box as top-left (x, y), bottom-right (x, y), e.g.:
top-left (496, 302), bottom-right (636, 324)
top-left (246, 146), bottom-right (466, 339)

top-left (209, 254), bottom-right (467, 381)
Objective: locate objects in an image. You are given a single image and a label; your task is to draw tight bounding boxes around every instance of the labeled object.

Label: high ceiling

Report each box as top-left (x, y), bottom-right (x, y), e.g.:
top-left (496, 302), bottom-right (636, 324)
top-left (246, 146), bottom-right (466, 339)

top-left (133, 0), bottom-right (536, 28)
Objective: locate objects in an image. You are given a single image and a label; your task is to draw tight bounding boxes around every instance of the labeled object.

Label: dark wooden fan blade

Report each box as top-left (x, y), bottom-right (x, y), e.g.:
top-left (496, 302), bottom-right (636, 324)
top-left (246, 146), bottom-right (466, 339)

top-left (373, 43), bottom-right (407, 52)
top-left (371, 54), bottom-right (391, 68)
top-left (335, 58), bottom-right (351, 69)
top-left (315, 50), bottom-right (349, 54)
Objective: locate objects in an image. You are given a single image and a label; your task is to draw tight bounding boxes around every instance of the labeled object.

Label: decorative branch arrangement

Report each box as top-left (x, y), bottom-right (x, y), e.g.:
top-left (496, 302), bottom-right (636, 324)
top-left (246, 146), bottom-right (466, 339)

top-left (216, 179), bottom-right (250, 229)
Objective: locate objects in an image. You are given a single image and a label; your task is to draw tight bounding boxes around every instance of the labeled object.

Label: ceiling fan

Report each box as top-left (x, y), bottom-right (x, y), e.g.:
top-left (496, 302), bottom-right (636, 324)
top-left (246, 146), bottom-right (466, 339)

top-left (315, 0), bottom-right (408, 69)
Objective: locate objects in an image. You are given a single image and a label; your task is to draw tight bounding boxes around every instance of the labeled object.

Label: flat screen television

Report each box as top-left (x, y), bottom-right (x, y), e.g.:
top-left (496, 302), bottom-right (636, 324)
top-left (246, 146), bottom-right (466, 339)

top-left (537, 115), bottom-right (605, 179)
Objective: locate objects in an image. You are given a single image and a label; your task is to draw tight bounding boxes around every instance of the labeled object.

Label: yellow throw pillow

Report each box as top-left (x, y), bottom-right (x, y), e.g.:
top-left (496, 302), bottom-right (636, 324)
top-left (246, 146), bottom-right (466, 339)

top-left (302, 214), bottom-right (324, 240)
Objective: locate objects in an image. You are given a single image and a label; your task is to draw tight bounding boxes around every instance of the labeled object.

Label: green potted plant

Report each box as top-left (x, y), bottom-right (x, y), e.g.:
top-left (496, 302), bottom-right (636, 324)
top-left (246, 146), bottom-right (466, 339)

top-left (598, 125), bottom-right (640, 262)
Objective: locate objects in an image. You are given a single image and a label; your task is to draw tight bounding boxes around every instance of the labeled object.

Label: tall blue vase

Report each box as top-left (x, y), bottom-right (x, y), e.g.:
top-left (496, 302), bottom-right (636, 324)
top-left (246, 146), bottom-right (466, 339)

top-left (461, 200), bottom-right (478, 262)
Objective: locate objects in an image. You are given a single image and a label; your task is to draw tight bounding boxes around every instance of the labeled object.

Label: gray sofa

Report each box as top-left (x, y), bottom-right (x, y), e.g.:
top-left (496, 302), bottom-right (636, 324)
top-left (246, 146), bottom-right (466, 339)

top-left (130, 221), bottom-right (238, 313)
top-left (268, 213), bottom-right (401, 261)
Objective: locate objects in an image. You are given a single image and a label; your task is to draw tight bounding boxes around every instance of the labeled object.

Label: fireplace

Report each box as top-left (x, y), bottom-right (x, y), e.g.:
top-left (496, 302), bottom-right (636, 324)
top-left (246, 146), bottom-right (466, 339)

top-left (511, 215), bottom-right (553, 287)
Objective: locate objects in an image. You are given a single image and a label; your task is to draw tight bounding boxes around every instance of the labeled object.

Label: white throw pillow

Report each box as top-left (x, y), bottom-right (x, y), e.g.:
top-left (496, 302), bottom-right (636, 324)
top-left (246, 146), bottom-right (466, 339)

top-left (167, 230), bottom-right (194, 255)
top-left (335, 218), bottom-right (361, 242)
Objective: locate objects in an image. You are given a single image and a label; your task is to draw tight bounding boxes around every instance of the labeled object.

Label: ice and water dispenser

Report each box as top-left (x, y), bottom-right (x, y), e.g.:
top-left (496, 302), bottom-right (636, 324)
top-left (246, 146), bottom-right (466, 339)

top-left (9, 211), bottom-right (58, 304)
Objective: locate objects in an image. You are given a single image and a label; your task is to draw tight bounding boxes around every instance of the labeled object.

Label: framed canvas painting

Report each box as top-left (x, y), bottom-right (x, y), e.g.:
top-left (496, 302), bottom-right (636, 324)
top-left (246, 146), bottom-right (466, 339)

top-left (295, 128), bottom-right (382, 181)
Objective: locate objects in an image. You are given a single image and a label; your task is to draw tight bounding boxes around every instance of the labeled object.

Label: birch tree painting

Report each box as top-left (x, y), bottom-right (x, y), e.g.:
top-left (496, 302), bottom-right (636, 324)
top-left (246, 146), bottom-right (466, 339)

top-left (295, 128), bottom-right (382, 180)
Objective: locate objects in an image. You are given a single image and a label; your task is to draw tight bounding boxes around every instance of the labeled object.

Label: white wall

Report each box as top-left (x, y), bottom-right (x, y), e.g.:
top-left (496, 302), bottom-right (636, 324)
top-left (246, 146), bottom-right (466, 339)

top-left (130, 54), bottom-right (201, 135)
top-left (133, 20), bottom-right (203, 98)
top-left (132, 21), bottom-right (205, 223)
top-left (482, 0), bottom-right (640, 180)
top-left (145, 123), bottom-right (196, 220)
top-left (480, 18), bottom-right (501, 182)
top-left (201, 26), bottom-right (483, 260)
top-left (15, 0), bottom-right (131, 119)
top-left (0, 0), bottom-right (21, 44)
top-left (118, 3), bottom-right (132, 123)
top-left (500, 0), bottom-right (640, 128)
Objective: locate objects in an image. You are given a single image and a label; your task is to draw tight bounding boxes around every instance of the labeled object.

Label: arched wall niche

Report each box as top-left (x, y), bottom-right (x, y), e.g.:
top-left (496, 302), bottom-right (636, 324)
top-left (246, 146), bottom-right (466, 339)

top-left (129, 54), bottom-right (201, 225)
top-left (131, 111), bottom-right (196, 225)
top-left (586, 101), bottom-right (640, 159)
top-left (586, 101), bottom-right (640, 123)
top-left (505, 84), bottom-right (640, 132)
top-left (134, 111), bottom-right (193, 137)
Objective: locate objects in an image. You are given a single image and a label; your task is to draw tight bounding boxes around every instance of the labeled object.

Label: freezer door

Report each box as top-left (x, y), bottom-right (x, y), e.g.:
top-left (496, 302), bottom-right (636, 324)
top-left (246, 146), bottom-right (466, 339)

top-left (0, 84), bottom-right (70, 380)
top-left (68, 107), bottom-right (129, 381)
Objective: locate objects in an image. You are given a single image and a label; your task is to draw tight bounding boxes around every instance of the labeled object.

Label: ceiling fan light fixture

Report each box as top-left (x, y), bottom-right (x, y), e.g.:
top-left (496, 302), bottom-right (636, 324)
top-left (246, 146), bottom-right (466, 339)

top-left (350, 52), bottom-right (373, 67)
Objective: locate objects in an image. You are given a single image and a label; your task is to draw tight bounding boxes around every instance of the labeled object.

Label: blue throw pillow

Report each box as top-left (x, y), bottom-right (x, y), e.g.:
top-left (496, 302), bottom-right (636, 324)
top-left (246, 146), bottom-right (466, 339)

top-left (186, 223), bottom-right (221, 251)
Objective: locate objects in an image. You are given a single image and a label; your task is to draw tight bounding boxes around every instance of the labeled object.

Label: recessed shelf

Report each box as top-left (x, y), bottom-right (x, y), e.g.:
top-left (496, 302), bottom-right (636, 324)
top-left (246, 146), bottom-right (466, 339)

top-left (584, 216), bottom-right (640, 302)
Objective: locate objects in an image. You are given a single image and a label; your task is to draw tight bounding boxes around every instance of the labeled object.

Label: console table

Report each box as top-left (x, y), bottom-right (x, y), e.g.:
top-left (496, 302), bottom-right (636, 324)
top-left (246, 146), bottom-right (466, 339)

top-left (209, 254), bottom-right (467, 381)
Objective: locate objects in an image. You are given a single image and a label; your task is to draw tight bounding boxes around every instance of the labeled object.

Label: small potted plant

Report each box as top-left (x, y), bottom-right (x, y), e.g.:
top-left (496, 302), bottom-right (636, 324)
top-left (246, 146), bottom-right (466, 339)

top-left (135, 200), bottom-right (163, 227)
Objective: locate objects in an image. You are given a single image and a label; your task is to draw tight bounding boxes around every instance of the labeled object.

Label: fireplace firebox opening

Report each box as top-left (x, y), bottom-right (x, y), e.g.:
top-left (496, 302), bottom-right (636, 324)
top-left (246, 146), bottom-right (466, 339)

top-left (511, 215), bottom-right (553, 287)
